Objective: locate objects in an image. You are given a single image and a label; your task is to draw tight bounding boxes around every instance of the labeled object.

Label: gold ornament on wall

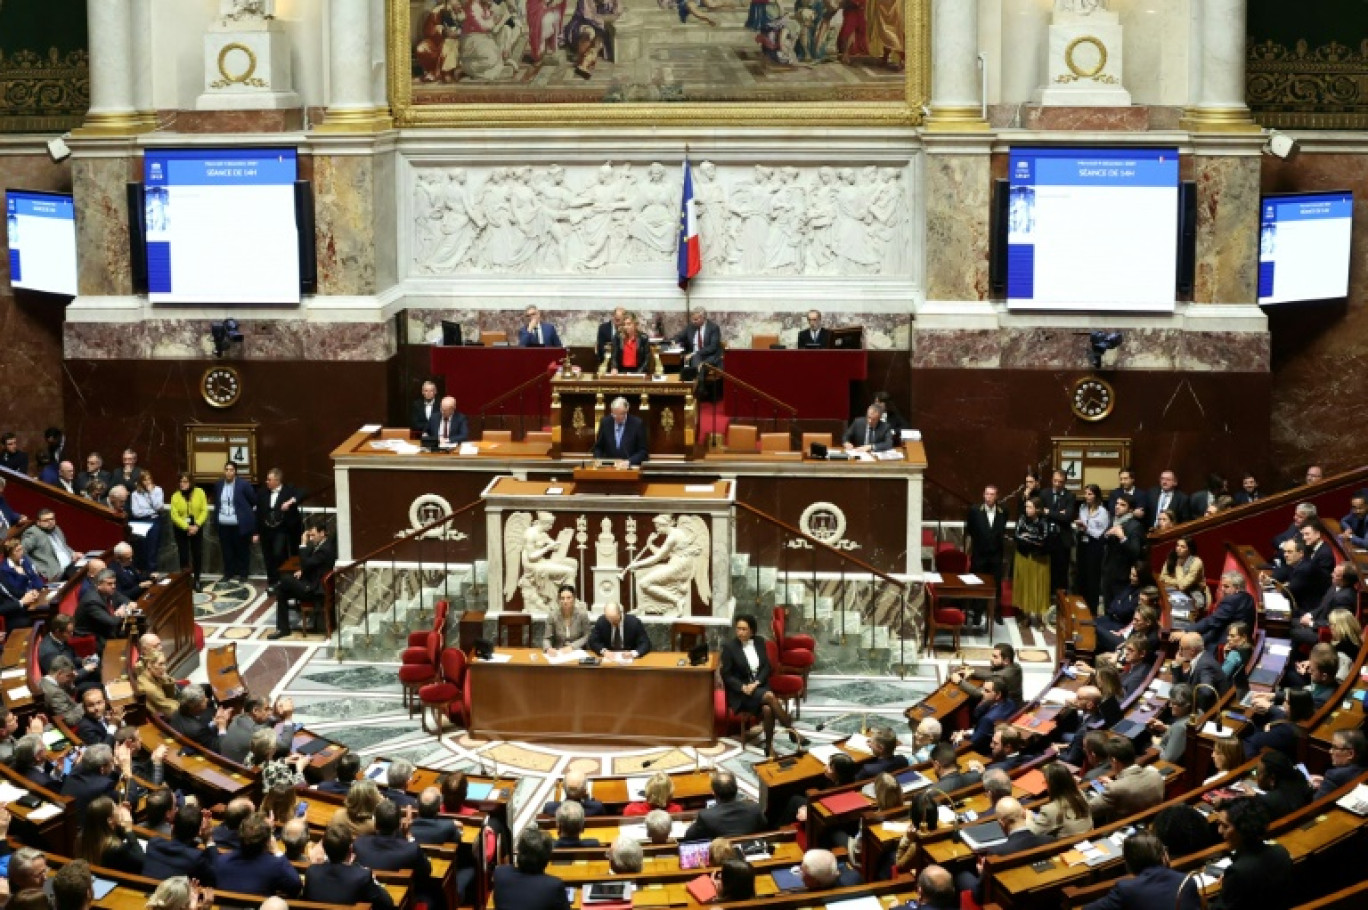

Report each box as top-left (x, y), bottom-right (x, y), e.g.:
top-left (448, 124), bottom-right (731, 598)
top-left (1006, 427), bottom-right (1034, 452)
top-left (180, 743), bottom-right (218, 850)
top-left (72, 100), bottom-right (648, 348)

top-left (1055, 36), bottom-right (1119, 84)
top-left (212, 43), bottom-right (268, 89)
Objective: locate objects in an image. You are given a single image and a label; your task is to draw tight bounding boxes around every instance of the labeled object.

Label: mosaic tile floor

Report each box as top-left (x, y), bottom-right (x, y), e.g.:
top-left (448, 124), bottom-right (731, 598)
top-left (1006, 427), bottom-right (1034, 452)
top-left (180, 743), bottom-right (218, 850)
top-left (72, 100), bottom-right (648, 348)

top-left (186, 576), bottom-right (1057, 834)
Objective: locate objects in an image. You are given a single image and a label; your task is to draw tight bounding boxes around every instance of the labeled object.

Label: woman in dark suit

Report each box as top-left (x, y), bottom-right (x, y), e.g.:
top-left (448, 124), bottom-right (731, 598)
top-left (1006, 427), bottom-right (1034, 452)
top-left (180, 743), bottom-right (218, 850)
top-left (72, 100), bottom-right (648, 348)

top-left (720, 614), bottom-right (808, 757)
top-left (609, 313), bottom-right (651, 374)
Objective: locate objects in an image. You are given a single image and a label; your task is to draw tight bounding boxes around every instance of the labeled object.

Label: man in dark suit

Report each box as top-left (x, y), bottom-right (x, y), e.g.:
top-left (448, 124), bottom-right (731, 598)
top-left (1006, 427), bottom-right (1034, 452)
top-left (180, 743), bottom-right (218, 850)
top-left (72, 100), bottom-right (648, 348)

top-left (167, 686), bottom-right (232, 752)
top-left (586, 603), bottom-right (652, 658)
top-left (952, 678), bottom-right (1017, 755)
top-left (425, 395), bottom-right (469, 448)
top-left (144, 804), bottom-right (219, 886)
top-left (594, 307), bottom-right (626, 365)
top-left (1083, 831), bottom-right (1199, 910)
top-left (518, 306), bottom-right (563, 348)
top-left (60, 743), bottom-right (125, 816)
top-left (303, 822), bottom-right (396, 910)
top-left (410, 380), bottom-right (440, 434)
top-left (1100, 496), bottom-right (1144, 608)
top-left (38, 615), bottom-right (101, 693)
top-left (355, 800), bottom-right (438, 909)
top-left (1270, 538), bottom-right (1320, 614)
top-left (74, 568), bottom-right (130, 651)
top-left (492, 828), bottom-right (570, 910)
top-left (1291, 563), bottom-right (1359, 648)
top-left (551, 801), bottom-right (600, 848)
top-left (917, 867), bottom-right (961, 910)
top-left (799, 848), bottom-right (862, 890)
top-left (683, 771), bottom-right (765, 840)
top-left (1340, 493), bottom-right (1368, 548)
top-left (1059, 687), bottom-right (1107, 766)
top-left (1191, 573), bottom-right (1256, 650)
top-left (955, 798), bottom-right (1051, 904)
top-left (965, 485), bottom-right (1009, 581)
top-left (73, 688), bottom-right (119, 746)
top-left (592, 397), bottom-right (649, 467)
top-left (270, 518), bottom-right (337, 639)
top-left (542, 768), bottom-right (607, 818)
top-left (1232, 473), bottom-right (1261, 506)
top-left (215, 813), bottom-right (302, 899)
top-left (0, 433), bottom-right (28, 475)
top-left (1212, 798), bottom-right (1293, 910)
top-left (857, 726), bottom-right (909, 779)
top-left (380, 759), bottom-right (419, 809)
top-left (211, 798), bottom-right (255, 851)
top-left (797, 310), bottom-right (830, 349)
top-left (1311, 729), bottom-right (1367, 799)
top-left (108, 543), bottom-right (152, 600)
top-left (675, 307), bottom-right (723, 400)
top-left (221, 697), bottom-right (296, 764)
top-left (212, 461), bottom-right (257, 582)
top-left (1147, 470), bottom-right (1189, 527)
top-left (317, 753), bottom-right (362, 796)
top-left (1041, 470), bottom-right (1077, 595)
top-left (411, 787), bottom-right (462, 845)
top-left (254, 468), bottom-right (303, 591)
top-left (75, 452), bottom-right (112, 497)
top-left (1171, 633), bottom-right (1230, 699)
top-left (928, 743), bottom-right (982, 794)
top-left (1107, 468), bottom-right (1149, 521)
top-left (1297, 523), bottom-right (1335, 606)
top-left (843, 403), bottom-right (893, 453)
top-left (1271, 502), bottom-right (1318, 552)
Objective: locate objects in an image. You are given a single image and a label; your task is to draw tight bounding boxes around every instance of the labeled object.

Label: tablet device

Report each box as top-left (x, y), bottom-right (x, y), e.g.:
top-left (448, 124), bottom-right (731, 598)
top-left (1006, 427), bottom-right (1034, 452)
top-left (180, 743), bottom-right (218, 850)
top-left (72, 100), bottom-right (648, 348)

top-left (584, 882), bottom-right (630, 903)
top-left (678, 839), bottom-right (711, 870)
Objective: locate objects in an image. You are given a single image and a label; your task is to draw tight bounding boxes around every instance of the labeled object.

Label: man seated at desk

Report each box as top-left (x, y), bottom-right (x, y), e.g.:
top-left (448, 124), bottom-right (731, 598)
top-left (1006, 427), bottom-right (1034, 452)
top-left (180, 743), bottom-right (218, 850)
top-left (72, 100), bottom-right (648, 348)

top-left (592, 397), bottom-right (648, 467)
top-left (425, 396), bottom-right (469, 449)
top-left (797, 310), bottom-right (829, 349)
top-left (587, 603), bottom-right (652, 658)
top-left (518, 306), bottom-right (562, 348)
top-left (844, 403), bottom-right (894, 454)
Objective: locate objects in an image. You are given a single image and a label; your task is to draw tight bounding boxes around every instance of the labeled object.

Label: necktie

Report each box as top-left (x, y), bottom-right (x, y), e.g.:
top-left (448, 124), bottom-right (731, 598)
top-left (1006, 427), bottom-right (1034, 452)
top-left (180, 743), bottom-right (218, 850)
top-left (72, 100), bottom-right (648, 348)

top-left (536, 326), bottom-right (542, 344)
top-left (696, 329), bottom-right (703, 351)
top-left (612, 624), bottom-right (622, 651)
top-left (441, 417), bottom-right (450, 440)
top-left (615, 422), bottom-right (623, 450)
top-left (865, 425), bottom-right (872, 445)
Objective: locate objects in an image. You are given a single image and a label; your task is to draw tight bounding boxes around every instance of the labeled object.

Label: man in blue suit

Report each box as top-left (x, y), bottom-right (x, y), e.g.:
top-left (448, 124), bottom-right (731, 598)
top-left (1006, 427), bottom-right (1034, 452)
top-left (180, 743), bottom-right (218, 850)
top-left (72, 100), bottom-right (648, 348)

top-left (1083, 831), bottom-right (1199, 910)
top-left (493, 827), bottom-right (570, 910)
top-left (303, 822), bottom-right (395, 910)
top-left (215, 813), bottom-right (301, 899)
top-left (592, 397), bottom-right (649, 467)
top-left (212, 462), bottom-right (257, 582)
top-left (355, 800), bottom-right (437, 908)
top-left (1190, 572), bottom-right (1256, 650)
top-left (952, 678), bottom-right (1018, 755)
top-left (424, 396), bottom-right (469, 448)
top-left (518, 306), bottom-right (563, 348)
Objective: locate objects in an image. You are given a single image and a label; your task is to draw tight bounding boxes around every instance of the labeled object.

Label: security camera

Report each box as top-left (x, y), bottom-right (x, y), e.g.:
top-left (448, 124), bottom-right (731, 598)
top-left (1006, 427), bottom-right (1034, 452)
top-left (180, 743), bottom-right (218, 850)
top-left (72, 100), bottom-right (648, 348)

top-left (1264, 131), bottom-right (1300, 161)
top-left (46, 137), bottom-right (71, 163)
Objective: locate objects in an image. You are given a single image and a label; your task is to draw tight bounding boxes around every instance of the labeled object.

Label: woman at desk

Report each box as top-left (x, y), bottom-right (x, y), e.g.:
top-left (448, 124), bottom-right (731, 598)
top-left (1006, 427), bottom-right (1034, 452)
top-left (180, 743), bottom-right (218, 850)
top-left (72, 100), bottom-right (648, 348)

top-left (135, 650), bottom-right (181, 716)
top-left (0, 538), bottom-right (45, 628)
top-left (720, 614), bottom-right (809, 758)
top-left (609, 313), bottom-right (650, 374)
top-left (543, 585), bottom-right (592, 652)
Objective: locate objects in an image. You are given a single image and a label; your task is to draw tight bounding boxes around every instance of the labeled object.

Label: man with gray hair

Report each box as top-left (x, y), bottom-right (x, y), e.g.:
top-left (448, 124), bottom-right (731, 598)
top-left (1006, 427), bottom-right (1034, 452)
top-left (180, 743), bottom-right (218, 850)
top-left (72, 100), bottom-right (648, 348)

top-left (8, 846), bottom-right (49, 894)
top-left (40, 655), bottom-right (85, 726)
top-left (800, 847), bottom-right (861, 889)
top-left (643, 809), bottom-right (673, 845)
top-left (553, 800), bottom-right (599, 848)
top-left (74, 567), bottom-right (131, 650)
top-left (955, 798), bottom-right (1050, 903)
top-left (167, 685), bottom-right (233, 751)
top-left (1189, 571), bottom-right (1256, 650)
top-left (608, 835), bottom-right (644, 874)
top-left (675, 306), bottom-right (723, 399)
top-left (61, 741), bottom-right (131, 816)
top-left (110, 541), bottom-right (153, 599)
top-left (592, 396), bottom-right (648, 467)
top-left (982, 768), bottom-right (1013, 807)
top-left (1273, 501), bottom-right (1320, 551)
top-left (383, 758), bottom-right (419, 809)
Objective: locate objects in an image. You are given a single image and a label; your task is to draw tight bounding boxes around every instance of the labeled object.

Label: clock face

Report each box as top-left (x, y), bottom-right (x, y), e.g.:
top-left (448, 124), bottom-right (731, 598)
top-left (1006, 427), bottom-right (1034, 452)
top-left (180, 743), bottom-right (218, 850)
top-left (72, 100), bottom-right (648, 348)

top-left (202, 366), bottom-right (242, 409)
top-left (1071, 377), bottom-right (1115, 422)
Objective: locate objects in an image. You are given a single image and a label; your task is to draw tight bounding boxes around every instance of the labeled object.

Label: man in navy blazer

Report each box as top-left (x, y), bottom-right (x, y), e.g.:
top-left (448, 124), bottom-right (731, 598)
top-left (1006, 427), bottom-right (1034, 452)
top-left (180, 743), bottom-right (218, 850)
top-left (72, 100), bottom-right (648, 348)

top-left (212, 461), bottom-right (257, 582)
top-left (1298, 523), bottom-right (1335, 604)
top-left (144, 804), bottom-right (219, 886)
top-left (542, 768), bottom-right (607, 817)
top-left (1191, 573), bottom-right (1256, 650)
top-left (493, 828), bottom-right (571, 910)
top-left (592, 398), bottom-right (649, 467)
top-left (1083, 831), bottom-right (1199, 910)
top-left (955, 798), bottom-right (1051, 904)
top-left (354, 801), bottom-right (437, 908)
top-left (1312, 729), bottom-right (1367, 799)
top-left (410, 787), bottom-right (462, 844)
top-left (675, 307), bottom-right (723, 373)
top-left (586, 603), bottom-right (652, 657)
top-left (1146, 471), bottom-right (1190, 526)
top-left (857, 726), bottom-right (909, 780)
top-left (952, 678), bottom-right (1018, 755)
top-left (303, 823), bottom-right (395, 909)
top-left (683, 772), bottom-right (766, 841)
top-left (216, 814), bottom-right (301, 898)
top-left (595, 307), bottom-right (625, 364)
top-left (518, 307), bottom-right (562, 348)
top-left (424, 396), bottom-right (469, 448)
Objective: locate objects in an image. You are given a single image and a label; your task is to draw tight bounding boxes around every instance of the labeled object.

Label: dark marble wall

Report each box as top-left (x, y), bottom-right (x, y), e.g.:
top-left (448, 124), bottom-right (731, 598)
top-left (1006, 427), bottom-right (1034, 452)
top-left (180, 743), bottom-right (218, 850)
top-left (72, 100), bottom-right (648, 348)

top-left (0, 153), bottom-right (72, 455)
top-left (60, 359), bottom-right (391, 505)
top-left (1262, 152), bottom-right (1368, 484)
top-left (910, 368), bottom-right (1272, 518)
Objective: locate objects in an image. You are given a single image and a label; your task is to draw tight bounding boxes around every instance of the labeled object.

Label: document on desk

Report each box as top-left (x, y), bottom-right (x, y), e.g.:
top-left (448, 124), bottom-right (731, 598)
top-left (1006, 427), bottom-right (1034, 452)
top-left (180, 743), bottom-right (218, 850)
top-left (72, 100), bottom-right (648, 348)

top-left (826, 898), bottom-right (885, 910)
top-left (843, 732), bottom-right (872, 753)
top-left (479, 653), bottom-right (513, 663)
top-left (624, 776), bottom-right (650, 798)
top-left (957, 574), bottom-right (984, 585)
top-left (0, 668), bottom-right (24, 680)
top-left (6, 686), bottom-right (30, 700)
top-left (923, 572), bottom-right (943, 584)
top-left (543, 649), bottom-right (588, 665)
top-left (0, 782), bottom-right (27, 803)
top-left (807, 744), bottom-right (844, 765)
top-left (457, 443), bottom-right (480, 456)
top-left (27, 804), bottom-right (61, 823)
top-left (684, 485), bottom-right (715, 493)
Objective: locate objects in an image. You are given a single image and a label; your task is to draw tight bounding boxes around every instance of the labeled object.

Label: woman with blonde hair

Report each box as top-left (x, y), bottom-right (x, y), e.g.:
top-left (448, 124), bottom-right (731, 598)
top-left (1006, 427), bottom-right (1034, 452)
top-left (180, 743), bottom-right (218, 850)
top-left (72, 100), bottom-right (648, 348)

top-left (331, 777), bottom-right (382, 837)
top-left (1094, 664), bottom-right (1124, 704)
top-left (872, 773), bottom-right (902, 810)
top-left (1329, 608), bottom-right (1362, 680)
top-left (135, 650), bottom-right (180, 716)
top-left (623, 771), bottom-right (681, 816)
top-left (1207, 737), bottom-right (1244, 782)
top-left (147, 876), bottom-right (212, 910)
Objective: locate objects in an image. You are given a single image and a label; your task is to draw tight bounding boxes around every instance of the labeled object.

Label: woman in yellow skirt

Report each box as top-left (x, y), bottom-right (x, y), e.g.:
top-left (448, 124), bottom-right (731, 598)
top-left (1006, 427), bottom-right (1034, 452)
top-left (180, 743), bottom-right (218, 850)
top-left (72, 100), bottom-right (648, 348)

top-left (1014, 496), bottom-right (1051, 629)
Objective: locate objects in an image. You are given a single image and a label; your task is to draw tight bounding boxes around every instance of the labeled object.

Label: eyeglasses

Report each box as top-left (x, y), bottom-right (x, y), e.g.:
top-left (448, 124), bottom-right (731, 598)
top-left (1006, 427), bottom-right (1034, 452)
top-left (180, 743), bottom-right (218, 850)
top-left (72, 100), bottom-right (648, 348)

top-left (1331, 744), bottom-right (1352, 752)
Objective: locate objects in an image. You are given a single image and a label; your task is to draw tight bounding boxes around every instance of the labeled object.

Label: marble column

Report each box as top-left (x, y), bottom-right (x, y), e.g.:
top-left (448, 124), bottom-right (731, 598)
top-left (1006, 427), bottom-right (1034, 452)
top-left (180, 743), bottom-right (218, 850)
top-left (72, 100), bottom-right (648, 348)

top-left (79, 0), bottom-right (146, 135)
top-left (1182, 0), bottom-right (1258, 131)
top-left (925, 0), bottom-right (988, 129)
top-left (921, 134), bottom-right (993, 303)
top-left (130, 0), bottom-right (156, 130)
top-left (318, 0), bottom-right (390, 132)
top-left (1191, 137), bottom-right (1264, 305)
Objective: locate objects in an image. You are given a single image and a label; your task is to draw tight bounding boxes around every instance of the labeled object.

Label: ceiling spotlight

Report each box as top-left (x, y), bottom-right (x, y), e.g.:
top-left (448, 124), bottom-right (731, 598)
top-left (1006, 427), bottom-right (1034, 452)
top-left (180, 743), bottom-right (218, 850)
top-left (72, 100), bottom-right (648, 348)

top-left (1088, 331), bottom-right (1123, 369)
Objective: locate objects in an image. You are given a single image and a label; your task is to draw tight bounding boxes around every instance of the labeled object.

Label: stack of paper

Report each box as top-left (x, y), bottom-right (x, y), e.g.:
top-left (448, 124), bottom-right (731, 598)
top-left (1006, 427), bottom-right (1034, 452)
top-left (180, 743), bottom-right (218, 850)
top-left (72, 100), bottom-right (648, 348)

top-left (544, 649), bottom-right (588, 665)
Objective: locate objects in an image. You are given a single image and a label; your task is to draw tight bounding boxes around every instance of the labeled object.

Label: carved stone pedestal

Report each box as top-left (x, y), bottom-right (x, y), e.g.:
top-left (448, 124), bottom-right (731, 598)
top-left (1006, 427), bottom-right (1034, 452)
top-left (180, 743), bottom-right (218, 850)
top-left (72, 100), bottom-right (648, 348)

top-left (1035, 8), bottom-right (1131, 107)
top-left (196, 16), bottom-right (301, 111)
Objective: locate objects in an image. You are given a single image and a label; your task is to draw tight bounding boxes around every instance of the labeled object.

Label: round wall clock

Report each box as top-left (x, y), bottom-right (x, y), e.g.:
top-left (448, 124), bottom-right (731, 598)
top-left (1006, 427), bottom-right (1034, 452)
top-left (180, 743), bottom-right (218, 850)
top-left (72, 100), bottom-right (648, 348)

top-left (1070, 376), bottom-right (1115, 422)
top-left (201, 365), bottom-right (242, 409)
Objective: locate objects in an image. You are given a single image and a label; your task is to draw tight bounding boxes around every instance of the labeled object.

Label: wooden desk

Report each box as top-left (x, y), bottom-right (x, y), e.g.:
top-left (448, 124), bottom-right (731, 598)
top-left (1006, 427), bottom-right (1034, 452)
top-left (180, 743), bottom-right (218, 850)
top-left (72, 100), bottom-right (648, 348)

top-left (136, 571), bottom-right (197, 674)
top-left (137, 722), bottom-right (256, 803)
top-left (931, 573), bottom-right (999, 643)
top-left (205, 643), bottom-right (247, 705)
top-left (551, 374), bottom-right (697, 459)
top-left (468, 648), bottom-right (717, 746)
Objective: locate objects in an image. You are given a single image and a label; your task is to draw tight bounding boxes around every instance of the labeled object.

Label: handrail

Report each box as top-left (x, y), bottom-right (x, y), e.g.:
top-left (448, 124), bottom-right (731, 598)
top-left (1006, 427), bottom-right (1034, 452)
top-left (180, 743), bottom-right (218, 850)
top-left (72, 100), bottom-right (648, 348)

top-left (734, 501), bottom-right (907, 587)
top-left (699, 362), bottom-right (799, 420)
top-left (923, 472), bottom-right (974, 510)
top-left (478, 368), bottom-right (552, 419)
top-left (333, 497), bottom-right (486, 576)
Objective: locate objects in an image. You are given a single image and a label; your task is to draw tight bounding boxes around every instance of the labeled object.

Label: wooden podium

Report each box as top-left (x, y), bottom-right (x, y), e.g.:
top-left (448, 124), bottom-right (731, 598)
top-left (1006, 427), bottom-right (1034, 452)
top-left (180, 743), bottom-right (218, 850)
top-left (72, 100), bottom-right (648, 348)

top-left (572, 465), bottom-right (643, 495)
top-left (551, 375), bottom-right (697, 460)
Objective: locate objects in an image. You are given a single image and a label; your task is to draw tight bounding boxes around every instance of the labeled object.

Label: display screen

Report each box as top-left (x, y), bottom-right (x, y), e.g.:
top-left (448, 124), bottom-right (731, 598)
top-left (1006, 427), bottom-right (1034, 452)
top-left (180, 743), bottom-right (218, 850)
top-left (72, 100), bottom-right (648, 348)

top-left (5, 189), bottom-right (78, 296)
top-left (1007, 147), bottom-right (1180, 312)
top-left (1257, 191), bottom-right (1354, 304)
top-left (143, 148), bottom-right (300, 304)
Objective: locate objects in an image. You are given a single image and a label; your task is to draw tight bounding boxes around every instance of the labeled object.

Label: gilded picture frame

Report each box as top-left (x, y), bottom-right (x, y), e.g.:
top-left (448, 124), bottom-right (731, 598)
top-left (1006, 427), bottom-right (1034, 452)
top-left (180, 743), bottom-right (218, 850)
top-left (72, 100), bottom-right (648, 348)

top-left (388, 0), bottom-right (929, 127)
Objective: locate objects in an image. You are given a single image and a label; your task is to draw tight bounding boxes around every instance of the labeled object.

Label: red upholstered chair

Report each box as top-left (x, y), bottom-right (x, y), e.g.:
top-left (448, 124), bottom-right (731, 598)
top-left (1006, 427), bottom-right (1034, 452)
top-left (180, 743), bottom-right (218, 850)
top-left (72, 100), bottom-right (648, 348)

top-left (68, 635), bottom-right (98, 659)
top-left (714, 689), bottom-right (756, 741)
top-left (933, 546), bottom-right (970, 575)
top-left (419, 647), bottom-right (468, 736)
top-left (772, 606), bottom-right (816, 653)
top-left (405, 600), bottom-right (449, 654)
top-left (924, 585), bottom-right (966, 654)
top-left (398, 630), bottom-right (442, 714)
top-left (764, 639), bottom-right (806, 719)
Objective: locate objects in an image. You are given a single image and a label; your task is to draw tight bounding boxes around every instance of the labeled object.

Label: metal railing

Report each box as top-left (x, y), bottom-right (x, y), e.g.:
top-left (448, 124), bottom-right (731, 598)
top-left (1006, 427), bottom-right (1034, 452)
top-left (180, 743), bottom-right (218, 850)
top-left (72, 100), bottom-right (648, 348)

top-left (697, 363), bottom-right (800, 443)
top-left (475, 369), bottom-right (553, 438)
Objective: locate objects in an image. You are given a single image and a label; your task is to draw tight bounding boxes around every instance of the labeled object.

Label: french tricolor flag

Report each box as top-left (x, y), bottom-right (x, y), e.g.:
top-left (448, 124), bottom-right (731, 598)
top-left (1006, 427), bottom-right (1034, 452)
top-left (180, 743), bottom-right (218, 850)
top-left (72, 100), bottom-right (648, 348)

top-left (677, 157), bottom-right (701, 290)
